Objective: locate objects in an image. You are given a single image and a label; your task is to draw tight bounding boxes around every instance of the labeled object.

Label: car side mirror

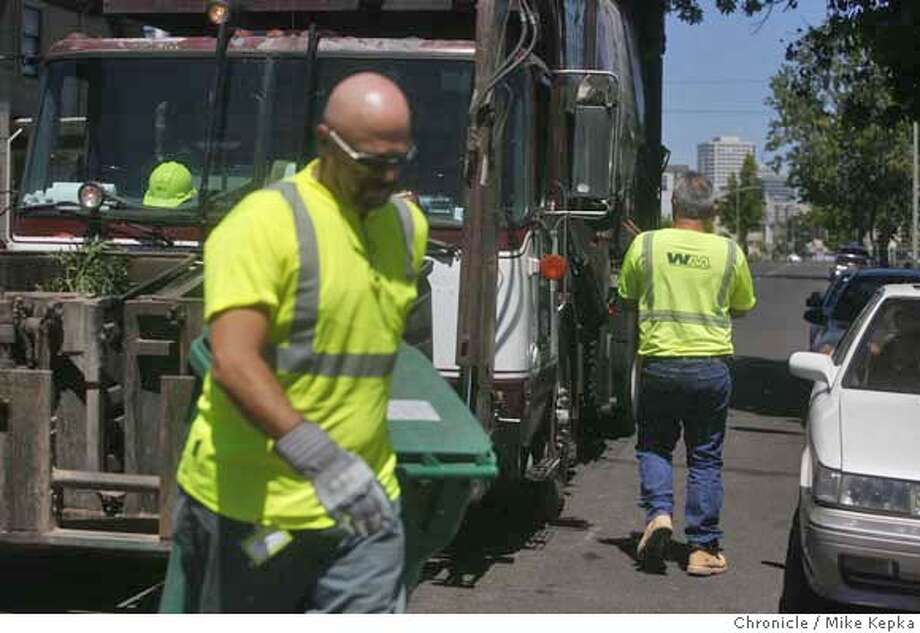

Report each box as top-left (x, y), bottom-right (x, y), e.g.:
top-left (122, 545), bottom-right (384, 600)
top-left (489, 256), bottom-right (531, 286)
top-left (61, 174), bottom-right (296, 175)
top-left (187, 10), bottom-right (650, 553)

top-left (805, 291), bottom-right (822, 308)
top-left (803, 307), bottom-right (825, 325)
top-left (789, 351), bottom-right (838, 386)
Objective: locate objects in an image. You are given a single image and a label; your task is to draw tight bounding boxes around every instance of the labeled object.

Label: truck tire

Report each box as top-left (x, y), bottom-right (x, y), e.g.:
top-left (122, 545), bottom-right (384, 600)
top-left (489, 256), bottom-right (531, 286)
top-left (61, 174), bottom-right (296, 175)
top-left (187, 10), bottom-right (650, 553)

top-left (533, 475), bottom-right (565, 522)
top-left (527, 422), bottom-right (568, 523)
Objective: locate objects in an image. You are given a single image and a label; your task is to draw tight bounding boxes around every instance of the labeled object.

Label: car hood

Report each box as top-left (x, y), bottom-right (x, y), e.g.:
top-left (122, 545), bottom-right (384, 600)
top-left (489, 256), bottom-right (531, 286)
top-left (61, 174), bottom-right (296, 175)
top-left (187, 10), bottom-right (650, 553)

top-left (840, 389), bottom-right (920, 480)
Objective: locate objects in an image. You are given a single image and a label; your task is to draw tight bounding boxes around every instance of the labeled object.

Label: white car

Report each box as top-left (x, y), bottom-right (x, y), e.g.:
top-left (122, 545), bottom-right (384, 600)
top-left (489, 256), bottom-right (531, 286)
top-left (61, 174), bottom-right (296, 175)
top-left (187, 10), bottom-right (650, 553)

top-left (785, 283), bottom-right (920, 611)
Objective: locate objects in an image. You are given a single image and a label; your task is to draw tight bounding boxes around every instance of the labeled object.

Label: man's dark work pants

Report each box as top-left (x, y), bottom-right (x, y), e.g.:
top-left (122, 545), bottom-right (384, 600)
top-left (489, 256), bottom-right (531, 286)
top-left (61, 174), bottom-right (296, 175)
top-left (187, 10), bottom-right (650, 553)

top-left (167, 488), bottom-right (405, 612)
top-left (635, 357), bottom-right (731, 547)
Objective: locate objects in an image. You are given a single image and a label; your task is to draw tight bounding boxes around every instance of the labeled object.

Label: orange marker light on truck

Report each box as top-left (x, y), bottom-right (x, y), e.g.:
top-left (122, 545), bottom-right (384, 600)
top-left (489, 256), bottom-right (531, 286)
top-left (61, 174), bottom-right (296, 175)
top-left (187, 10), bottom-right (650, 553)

top-left (539, 254), bottom-right (567, 281)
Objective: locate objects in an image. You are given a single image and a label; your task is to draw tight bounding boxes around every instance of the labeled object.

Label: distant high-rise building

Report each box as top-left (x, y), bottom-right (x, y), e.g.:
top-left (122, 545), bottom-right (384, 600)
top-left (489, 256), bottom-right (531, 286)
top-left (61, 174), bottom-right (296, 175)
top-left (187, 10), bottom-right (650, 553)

top-left (696, 136), bottom-right (756, 191)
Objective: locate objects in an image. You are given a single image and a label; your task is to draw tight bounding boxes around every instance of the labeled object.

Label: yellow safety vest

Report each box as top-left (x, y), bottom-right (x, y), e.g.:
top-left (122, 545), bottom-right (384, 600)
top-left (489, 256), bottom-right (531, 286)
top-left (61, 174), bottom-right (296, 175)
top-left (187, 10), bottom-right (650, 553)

top-left (176, 161), bottom-right (428, 530)
top-left (618, 228), bottom-right (756, 357)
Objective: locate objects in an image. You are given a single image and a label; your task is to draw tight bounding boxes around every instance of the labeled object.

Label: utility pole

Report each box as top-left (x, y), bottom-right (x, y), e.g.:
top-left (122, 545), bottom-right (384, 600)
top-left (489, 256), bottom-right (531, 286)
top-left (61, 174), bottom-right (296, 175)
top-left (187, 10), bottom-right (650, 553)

top-left (913, 120), bottom-right (918, 266)
top-left (0, 0), bottom-right (23, 244)
top-left (456, 0), bottom-right (507, 428)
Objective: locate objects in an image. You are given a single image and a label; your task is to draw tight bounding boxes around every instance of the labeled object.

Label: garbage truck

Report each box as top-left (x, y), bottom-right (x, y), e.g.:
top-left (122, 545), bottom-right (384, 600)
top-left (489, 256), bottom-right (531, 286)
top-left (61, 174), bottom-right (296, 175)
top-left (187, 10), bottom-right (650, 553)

top-left (0, 0), bottom-right (665, 569)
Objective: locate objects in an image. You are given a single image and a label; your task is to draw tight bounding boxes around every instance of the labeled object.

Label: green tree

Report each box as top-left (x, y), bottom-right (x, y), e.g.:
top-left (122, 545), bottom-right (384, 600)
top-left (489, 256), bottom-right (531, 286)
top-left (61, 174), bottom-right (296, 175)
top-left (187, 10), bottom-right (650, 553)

top-left (718, 154), bottom-right (764, 254)
top-left (765, 25), bottom-right (911, 265)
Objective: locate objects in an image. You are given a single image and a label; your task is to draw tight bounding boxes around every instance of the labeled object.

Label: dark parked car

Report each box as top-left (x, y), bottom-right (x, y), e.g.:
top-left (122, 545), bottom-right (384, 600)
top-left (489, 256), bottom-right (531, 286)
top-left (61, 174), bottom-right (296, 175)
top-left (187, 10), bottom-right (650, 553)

top-left (804, 267), bottom-right (920, 353)
top-left (838, 242), bottom-right (871, 257)
top-left (806, 269), bottom-right (854, 350)
top-left (828, 252), bottom-right (871, 281)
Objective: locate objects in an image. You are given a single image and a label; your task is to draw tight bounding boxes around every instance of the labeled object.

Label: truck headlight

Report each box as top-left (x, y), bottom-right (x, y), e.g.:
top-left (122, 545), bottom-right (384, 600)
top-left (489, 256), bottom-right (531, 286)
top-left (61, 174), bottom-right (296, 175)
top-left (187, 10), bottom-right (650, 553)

top-left (840, 474), bottom-right (913, 515)
top-left (78, 182), bottom-right (105, 211)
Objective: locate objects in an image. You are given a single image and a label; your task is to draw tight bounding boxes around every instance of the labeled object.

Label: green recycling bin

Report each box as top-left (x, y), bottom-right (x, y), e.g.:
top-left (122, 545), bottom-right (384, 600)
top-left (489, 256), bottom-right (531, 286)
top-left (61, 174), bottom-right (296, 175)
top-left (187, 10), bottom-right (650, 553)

top-left (159, 335), bottom-right (496, 611)
top-left (387, 342), bottom-right (498, 587)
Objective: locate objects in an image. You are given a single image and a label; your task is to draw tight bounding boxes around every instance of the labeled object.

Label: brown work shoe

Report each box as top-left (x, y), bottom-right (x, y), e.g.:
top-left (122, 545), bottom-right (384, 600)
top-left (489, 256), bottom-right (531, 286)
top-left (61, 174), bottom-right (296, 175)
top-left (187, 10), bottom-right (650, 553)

top-left (636, 514), bottom-right (672, 569)
top-left (687, 542), bottom-right (728, 576)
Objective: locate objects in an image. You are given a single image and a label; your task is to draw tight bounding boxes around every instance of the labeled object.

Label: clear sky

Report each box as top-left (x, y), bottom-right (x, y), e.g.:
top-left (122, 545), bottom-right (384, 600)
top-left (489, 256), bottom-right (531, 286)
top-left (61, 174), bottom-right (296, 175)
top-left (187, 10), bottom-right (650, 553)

top-left (662, 3), bottom-right (829, 172)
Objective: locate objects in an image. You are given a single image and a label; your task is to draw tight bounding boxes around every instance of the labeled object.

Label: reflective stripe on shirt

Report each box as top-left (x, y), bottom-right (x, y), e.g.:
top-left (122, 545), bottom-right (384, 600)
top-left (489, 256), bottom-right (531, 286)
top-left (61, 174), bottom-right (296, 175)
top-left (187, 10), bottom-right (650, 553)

top-left (264, 181), bottom-right (410, 378)
top-left (639, 310), bottom-right (730, 329)
top-left (391, 196), bottom-right (417, 281)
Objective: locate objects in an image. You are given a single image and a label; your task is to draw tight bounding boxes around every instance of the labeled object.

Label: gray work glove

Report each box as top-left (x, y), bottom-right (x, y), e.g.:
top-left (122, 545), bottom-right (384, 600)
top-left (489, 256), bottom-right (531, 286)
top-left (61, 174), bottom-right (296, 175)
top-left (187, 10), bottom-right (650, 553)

top-left (274, 422), bottom-right (394, 537)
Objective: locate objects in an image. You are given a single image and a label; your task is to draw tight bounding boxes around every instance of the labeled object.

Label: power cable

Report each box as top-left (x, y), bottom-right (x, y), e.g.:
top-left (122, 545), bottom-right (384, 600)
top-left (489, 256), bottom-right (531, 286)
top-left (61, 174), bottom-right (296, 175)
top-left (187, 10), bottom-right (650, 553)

top-left (665, 108), bottom-right (772, 114)
top-left (469, 0), bottom-right (539, 117)
top-left (665, 79), bottom-right (770, 85)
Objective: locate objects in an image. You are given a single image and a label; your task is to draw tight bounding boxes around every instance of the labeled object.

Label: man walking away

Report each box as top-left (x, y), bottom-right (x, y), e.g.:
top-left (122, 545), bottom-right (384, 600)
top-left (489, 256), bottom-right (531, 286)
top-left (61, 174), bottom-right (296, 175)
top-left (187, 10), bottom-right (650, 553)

top-left (165, 72), bottom-right (428, 612)
top-left (618, 171), bottom-right (756, 576)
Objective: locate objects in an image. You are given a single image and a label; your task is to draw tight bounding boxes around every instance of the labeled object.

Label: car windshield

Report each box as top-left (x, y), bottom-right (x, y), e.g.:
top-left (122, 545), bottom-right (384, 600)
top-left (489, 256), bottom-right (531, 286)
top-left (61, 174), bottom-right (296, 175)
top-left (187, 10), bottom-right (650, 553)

top-left (831, 275), bottom-right (920, 322)
top-left (20, 55), bottom-right (473, 222)
top-left (843, 297), bottom-right (920, 395)
top-left (835, 254), bottom-right (867, 266)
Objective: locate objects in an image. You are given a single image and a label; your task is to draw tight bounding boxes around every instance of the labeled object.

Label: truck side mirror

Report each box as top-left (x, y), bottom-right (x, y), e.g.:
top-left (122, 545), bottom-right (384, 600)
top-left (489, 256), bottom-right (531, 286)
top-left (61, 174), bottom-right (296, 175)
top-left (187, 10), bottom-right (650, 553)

top-left (805, 291), bottom-right (822, 308)
top-left (551, 70), bottom-right (620, 215)
top-left (572, 103), bottom-right (614, 199)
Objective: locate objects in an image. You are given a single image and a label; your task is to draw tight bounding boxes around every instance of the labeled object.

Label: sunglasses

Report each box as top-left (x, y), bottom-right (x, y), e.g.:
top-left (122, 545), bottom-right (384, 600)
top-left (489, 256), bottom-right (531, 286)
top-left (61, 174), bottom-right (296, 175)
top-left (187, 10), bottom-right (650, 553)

top-left (327, 128), bottom-right (417, 170)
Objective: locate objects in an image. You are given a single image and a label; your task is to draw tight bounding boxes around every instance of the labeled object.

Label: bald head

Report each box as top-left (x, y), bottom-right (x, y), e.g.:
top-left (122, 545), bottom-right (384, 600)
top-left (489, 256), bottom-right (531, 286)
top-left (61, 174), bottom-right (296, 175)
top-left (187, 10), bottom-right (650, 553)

top-left (323, 72), bottom-right (411, 152)
top-left (316, 73), bottom-right (414, 213)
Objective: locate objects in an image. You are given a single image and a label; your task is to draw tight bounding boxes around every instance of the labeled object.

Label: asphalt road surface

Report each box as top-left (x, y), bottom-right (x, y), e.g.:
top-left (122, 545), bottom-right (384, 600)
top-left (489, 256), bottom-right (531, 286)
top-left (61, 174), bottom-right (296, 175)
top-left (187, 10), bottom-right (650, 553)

top-left (408, 261), bottom-right (831, 613)
top-left (0, 261), bottom-right (850, 613)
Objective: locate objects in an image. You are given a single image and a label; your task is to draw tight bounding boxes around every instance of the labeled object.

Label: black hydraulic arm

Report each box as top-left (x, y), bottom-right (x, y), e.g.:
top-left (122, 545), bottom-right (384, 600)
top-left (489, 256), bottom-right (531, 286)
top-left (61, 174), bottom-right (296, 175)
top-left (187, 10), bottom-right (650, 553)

top-left (198, 19), bottom-right (234, 230)
top-left (297, 23), bottom-right (321, 170)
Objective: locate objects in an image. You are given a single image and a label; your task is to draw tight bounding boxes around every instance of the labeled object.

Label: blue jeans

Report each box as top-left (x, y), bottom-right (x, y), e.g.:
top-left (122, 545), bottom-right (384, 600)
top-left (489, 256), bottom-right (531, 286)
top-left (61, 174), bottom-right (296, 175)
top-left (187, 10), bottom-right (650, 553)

top-left (635, 358), bottom-right (731, 547)
top-left (164, 488), bottom-right (405, 613)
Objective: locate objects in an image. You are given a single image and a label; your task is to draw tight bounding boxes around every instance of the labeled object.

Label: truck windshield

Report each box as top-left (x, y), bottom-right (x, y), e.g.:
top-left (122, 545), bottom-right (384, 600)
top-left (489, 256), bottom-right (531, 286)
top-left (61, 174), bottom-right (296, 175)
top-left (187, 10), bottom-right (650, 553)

top-left (20, 55), bottom-right (472, 223)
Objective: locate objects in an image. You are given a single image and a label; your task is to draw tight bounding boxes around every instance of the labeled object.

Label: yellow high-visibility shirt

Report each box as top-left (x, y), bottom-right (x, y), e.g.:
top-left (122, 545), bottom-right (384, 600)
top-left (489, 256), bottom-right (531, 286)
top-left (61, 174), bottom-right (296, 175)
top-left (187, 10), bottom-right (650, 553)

top-left (176, 160), bottom-right (428, 530)
top-left (618, 228), bottom-right (756, 357)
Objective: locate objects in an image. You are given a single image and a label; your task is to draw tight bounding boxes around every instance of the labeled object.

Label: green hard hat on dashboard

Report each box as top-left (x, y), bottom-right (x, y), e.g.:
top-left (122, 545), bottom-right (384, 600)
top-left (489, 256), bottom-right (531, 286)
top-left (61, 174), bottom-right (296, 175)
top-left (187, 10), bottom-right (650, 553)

top-left (143, 161), bottom-right (197, 208)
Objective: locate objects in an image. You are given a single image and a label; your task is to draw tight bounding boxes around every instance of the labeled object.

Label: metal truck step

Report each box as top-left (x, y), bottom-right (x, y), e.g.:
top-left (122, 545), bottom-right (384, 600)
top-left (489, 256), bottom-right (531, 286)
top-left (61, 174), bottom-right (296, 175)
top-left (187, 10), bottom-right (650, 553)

top-left (525, 456), bottom-right (561, 482)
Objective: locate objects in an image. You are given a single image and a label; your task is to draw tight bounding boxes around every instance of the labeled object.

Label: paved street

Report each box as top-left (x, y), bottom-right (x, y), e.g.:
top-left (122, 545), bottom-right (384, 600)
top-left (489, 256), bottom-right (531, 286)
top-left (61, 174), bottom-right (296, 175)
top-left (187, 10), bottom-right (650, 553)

top-left (409, 262), bottom-right (828, 613)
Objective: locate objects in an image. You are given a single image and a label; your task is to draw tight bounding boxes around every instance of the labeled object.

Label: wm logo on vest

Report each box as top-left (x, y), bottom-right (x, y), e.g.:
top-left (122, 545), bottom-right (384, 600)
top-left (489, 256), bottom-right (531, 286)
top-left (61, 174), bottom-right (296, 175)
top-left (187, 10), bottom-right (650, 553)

top-left (667, 251), bottom-right (711, 269)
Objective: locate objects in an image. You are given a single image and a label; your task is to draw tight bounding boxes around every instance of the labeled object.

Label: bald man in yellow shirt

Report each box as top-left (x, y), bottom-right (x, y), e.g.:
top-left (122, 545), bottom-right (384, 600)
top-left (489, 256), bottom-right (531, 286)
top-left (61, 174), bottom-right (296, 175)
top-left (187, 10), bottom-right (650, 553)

top-left (167, 72), bottom-right (427, 613)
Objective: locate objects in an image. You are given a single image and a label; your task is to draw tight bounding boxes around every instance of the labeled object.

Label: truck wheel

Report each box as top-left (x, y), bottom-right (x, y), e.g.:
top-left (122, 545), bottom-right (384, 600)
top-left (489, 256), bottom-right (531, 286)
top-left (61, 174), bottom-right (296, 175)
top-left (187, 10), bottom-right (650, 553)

top-left (534, 475), bottom-right (565, 522)
top-left (607, 353), bottom-right (639, 439)
top-left (526, 426), bottom-right (568, 523)
top-left (627, 353), bottom-right (640, 432)
top-left (577, 336), bottom-right (608, 455)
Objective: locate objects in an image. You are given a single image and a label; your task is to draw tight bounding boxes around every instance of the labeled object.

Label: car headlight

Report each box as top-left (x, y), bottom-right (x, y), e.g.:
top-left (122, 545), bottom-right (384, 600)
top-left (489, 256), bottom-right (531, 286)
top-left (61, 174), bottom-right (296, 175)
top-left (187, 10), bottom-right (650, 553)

top-left (840, 474), bottom-right (914, 515)
top-left (812, 459), bottom-right (841, 505)
top-left (812, 456), bottom-right (920, 516)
